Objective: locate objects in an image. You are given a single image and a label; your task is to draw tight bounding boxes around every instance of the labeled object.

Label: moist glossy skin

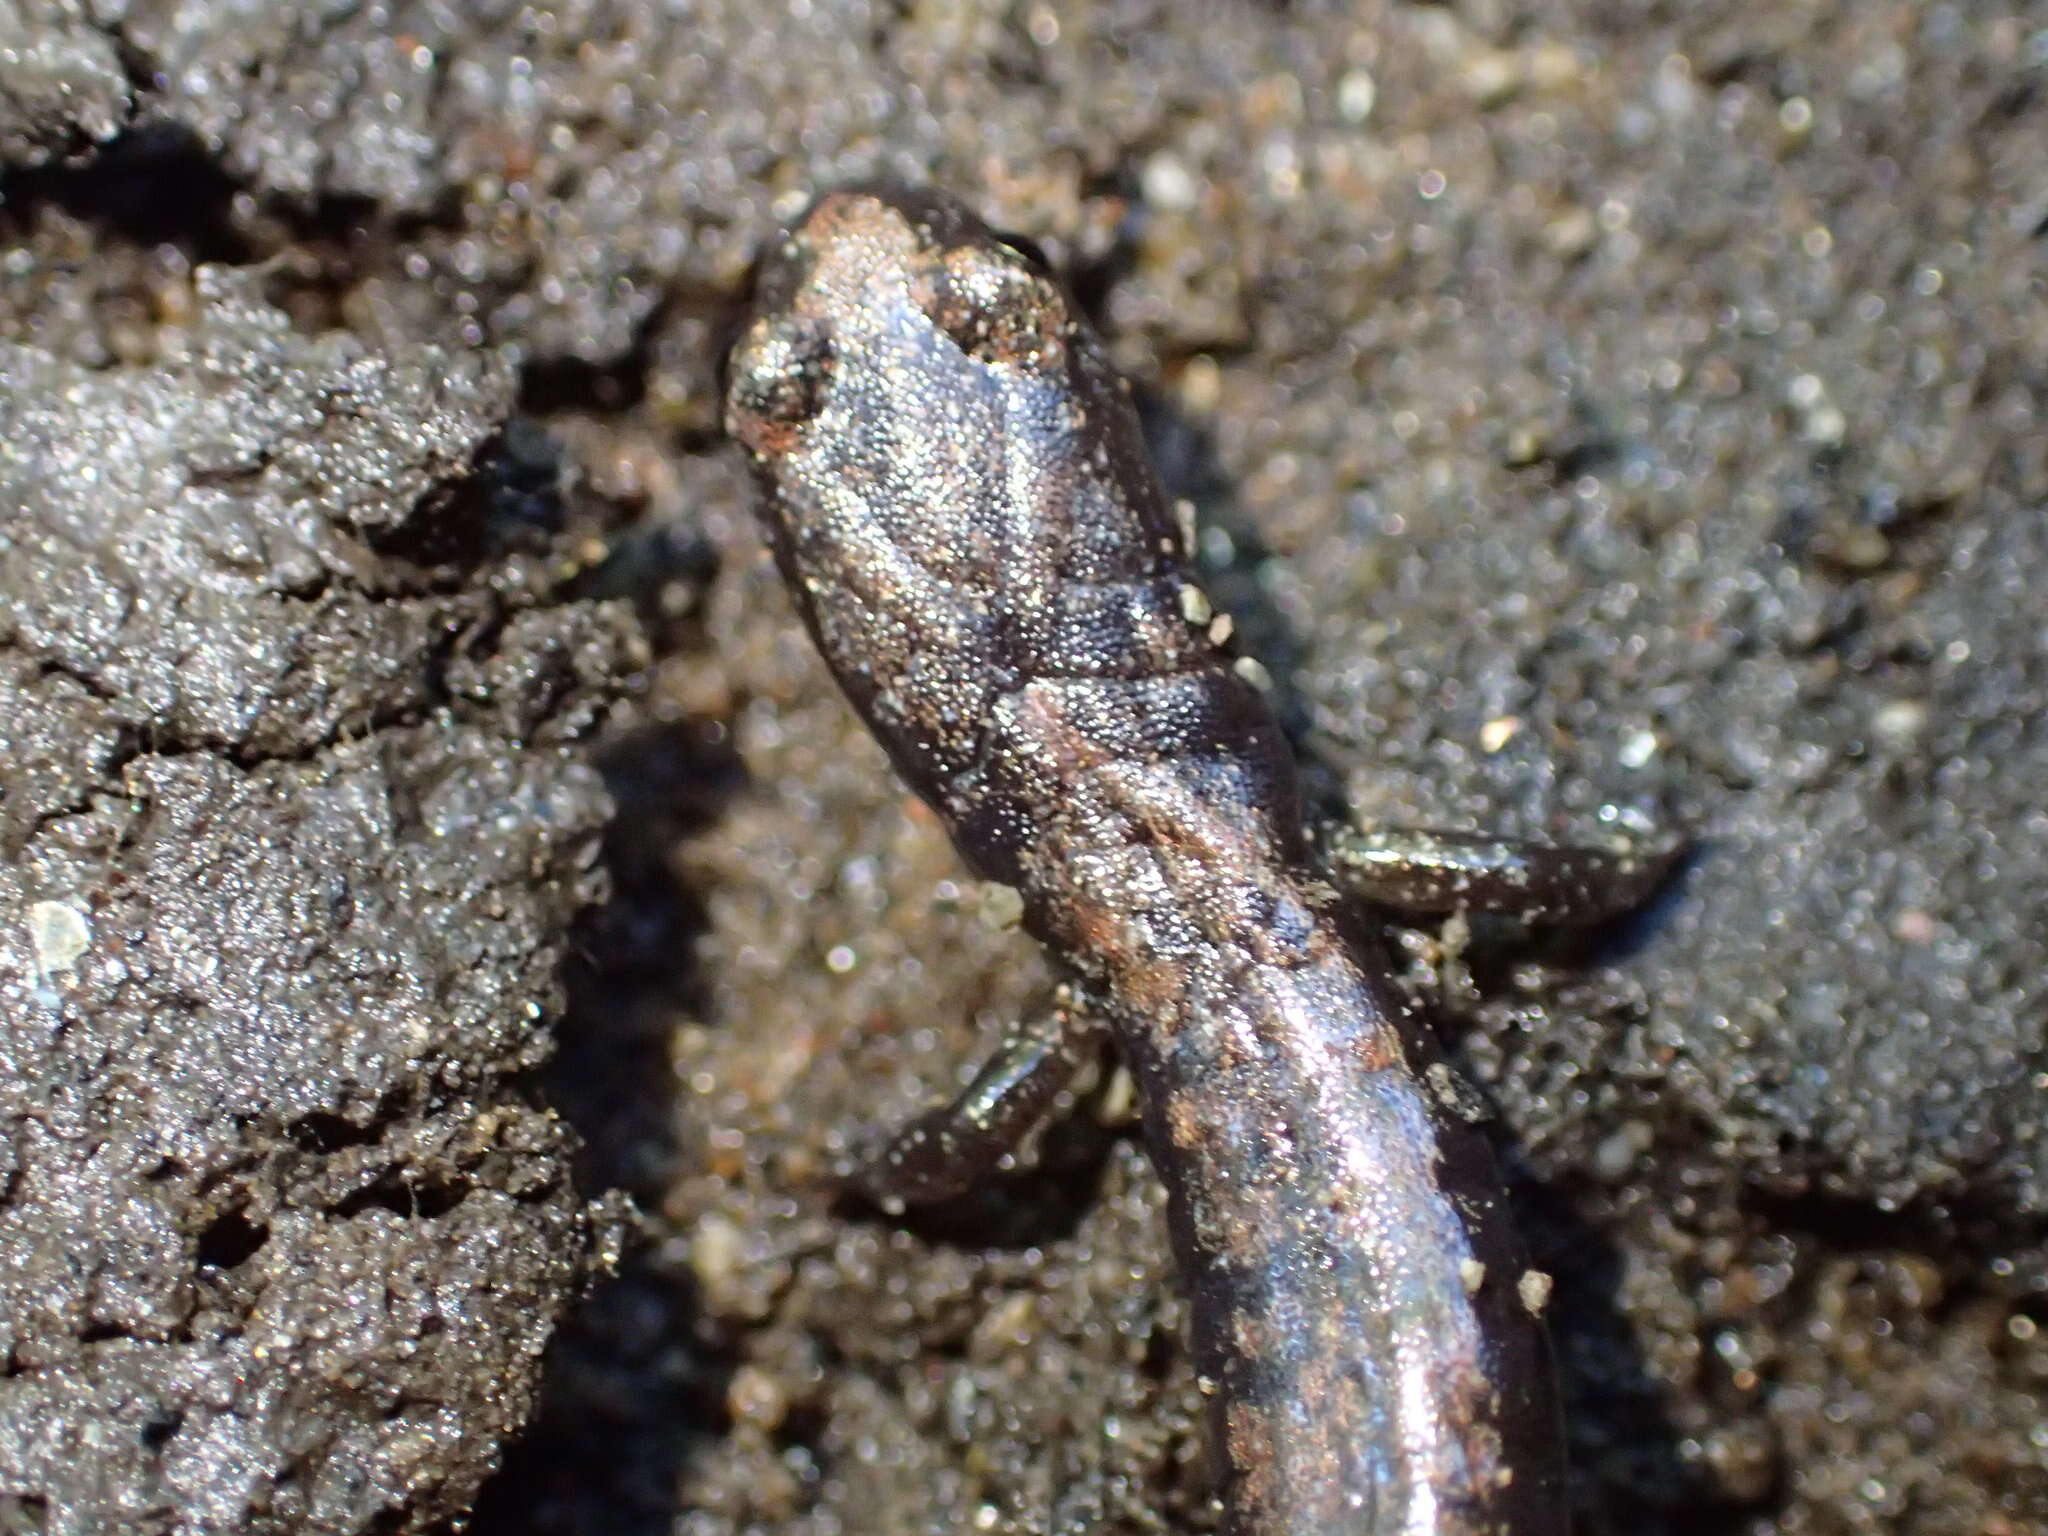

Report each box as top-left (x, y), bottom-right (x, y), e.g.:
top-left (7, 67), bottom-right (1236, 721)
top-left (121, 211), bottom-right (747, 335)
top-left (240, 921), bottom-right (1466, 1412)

top-left (724, 187), bottom-right (1568, 1536)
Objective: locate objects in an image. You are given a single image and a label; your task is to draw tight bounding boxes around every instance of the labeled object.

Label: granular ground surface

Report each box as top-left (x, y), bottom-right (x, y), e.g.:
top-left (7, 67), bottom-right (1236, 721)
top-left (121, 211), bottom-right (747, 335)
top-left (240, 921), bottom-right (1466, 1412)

top-left (1, 4), bottom-right (2042, 1534)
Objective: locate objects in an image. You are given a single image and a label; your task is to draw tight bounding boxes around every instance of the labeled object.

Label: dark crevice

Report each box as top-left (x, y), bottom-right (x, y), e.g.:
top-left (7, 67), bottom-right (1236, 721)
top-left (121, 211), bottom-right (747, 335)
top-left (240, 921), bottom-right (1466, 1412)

top-left (469, 711), bottom-right (735, 1532)
top-left (1741, 1183), bottom-right (1981, 1264)
top-left (0, 426), bottom-right (592, 787)
top-left (467, 1261), bottom-right (727, 1536)
top-left (1512, 1174), bottom-right (1723, 1528)
top-left (9, 586), bottom-right (536, 788)
top-left (563, 517), bottom-right (719, 652)
top-left (1537, 432), bottom-right (1622, 482)
top-left (30, 654), bottom-right (119, 705)
top-left (517, 343), bottom-right (654, 419)
top-left (1055, 178), bottom-right (1140, 335)
top-left (106, 27), bottom-right (166, 104)
top-left (138, 1408), bottom-right (183, 1451)
top-left (195, 1208), bottom-right (271, 1270)
top-left (0, 122), bottom-right (251, 264)
top-left (221, 185), bottom-right (483, 338)
top-left (539, 717), bottom-right (738, 1202)
top-left (514, 265), bottom-right (736, 424)
top-left (769, 1401), bottom-right (830, 1463)
top-left (288, 1111), bottom-right (390, 1155)
top-left (285, 1084), bottom-right (416, 1155)
top-left (334, 1169), bottom-right (468, 1221)
top-left (364, 425), bottom-right (568, 574)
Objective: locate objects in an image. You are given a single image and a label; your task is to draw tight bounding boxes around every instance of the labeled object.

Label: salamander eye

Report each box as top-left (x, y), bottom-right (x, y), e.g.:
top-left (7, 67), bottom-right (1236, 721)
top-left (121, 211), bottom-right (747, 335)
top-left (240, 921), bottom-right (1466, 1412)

top-left (724, 312), bottom-right (837, 455)
top-left (926, 240), bottom-right (1070, 372)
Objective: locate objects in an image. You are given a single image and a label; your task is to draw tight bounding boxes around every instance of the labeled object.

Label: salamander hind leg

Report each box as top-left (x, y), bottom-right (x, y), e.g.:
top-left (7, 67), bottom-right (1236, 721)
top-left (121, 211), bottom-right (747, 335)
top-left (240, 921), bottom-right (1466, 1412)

top-left (1318, 821), bottom-right (1684, 925)
top-left (855, 987), bottom-right (1104, 1209)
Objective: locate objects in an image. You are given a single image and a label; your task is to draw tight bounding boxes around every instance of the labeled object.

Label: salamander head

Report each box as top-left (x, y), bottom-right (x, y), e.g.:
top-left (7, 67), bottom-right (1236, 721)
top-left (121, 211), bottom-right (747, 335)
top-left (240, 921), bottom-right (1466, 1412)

top-left (722, 187), bottom-right (1201, 885)
top-left (725, 187), bottom-right (1074, 463)
top-left (720, 188), bottom-right (1112, 799)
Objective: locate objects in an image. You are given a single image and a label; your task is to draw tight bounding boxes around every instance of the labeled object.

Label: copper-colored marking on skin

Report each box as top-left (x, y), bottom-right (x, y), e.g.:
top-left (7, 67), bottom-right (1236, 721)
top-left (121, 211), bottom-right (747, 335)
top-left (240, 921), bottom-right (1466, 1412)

top-left (1164, 1090), bottom-right (1205, 1152)
top-left (733, 415), bottom-right (801, 461)
top-left (1343, 1016), bottom-right (1404, 1076)
top-left (1225, 1397), bottom-right (1281, 1511)
top-left (1009, 688), bottom-right (1274, 1032)
top-left (1052, 881), bottom-right (1194, 1034)
top-left (938, 243), bottom-right (1070, 371)
top-left (808, 192), bottom-right (889, 244)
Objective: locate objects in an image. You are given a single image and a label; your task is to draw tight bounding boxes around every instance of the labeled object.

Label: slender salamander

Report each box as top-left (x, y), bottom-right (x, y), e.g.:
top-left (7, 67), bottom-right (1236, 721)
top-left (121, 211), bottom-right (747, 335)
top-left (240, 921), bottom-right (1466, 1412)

top-left (725, 186), bottom-right (1670, 1536)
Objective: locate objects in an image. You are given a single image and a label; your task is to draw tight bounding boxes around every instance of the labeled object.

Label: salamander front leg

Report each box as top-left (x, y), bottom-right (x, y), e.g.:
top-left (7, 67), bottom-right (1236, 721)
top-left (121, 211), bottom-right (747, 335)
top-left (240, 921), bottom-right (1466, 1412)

top-left (858, 986), bottom-right (1104, 1209)
top-left (1318, 822), bottom-right (1684, 924)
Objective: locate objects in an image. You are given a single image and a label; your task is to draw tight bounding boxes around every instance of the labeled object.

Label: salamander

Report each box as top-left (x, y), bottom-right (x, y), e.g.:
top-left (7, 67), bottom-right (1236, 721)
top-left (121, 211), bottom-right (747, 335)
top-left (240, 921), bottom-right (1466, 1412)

top-left (725, 185), bottom-right (1668, 1535)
